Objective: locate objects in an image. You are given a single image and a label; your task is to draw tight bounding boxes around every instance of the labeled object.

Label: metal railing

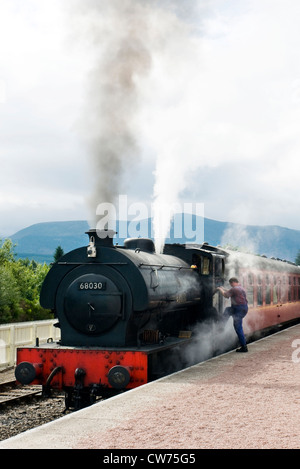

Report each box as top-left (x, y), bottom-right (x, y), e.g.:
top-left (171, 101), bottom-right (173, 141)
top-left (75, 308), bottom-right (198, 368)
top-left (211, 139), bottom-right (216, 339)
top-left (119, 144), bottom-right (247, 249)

top-left (0, 320), bottom-right (61, 369)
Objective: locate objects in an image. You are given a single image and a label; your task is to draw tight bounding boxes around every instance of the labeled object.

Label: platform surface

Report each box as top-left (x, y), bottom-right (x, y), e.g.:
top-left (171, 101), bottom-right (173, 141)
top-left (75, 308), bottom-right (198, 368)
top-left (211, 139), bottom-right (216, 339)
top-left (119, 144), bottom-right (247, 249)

top-left (1, 324), bottom-right (300, 449)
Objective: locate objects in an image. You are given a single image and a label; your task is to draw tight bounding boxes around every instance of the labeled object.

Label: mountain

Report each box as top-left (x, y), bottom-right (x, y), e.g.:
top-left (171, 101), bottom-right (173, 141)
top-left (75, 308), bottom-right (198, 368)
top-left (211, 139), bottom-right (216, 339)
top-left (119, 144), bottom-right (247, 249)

top-left (8, 217), bottom-right (300, 264)
top-left (10, 220), bottom-right (89, 264)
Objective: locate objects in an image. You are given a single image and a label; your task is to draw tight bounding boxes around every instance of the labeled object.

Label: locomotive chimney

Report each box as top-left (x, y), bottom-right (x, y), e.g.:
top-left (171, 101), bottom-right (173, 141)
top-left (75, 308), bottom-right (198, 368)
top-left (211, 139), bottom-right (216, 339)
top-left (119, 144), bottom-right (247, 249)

top-left (86, 229), bottom-right (116, 257)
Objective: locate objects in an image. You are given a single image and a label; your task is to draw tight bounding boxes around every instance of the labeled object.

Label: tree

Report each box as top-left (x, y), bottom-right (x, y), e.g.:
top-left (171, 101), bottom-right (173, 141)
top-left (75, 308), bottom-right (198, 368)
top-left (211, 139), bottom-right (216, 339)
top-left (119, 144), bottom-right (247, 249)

top-left (0, 238), bottom-right (16, 264)
top-left (0, 238), bottom-right (51, 323)
top-left (54, 245), bottom-right (64, 262)
top-left (0, 264), bottom-right (21, 322)
top-left (0, 239), bottom-right (20, 322)
top-left (296, 250), bottom-right (300, 266)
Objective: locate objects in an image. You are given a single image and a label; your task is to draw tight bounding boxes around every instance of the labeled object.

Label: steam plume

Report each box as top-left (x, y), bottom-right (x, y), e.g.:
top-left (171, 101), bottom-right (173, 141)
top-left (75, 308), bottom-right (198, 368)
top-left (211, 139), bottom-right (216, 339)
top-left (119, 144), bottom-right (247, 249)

top-left (70, 1), bottom-right (300, 248)
top-left (73, 0), bottom-right (201, 245)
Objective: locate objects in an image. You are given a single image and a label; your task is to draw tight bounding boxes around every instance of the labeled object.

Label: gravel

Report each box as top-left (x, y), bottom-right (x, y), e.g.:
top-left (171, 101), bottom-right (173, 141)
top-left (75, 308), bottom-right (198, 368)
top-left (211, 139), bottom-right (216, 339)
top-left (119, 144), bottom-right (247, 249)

top-left (0, 368), bottom-right (66, 441)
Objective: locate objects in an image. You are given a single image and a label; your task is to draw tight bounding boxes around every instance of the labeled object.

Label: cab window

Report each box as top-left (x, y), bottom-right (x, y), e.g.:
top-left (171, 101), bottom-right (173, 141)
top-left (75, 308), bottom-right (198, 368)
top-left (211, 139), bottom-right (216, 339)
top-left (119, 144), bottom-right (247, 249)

top-left (201, 257), bottom-right (210, 275)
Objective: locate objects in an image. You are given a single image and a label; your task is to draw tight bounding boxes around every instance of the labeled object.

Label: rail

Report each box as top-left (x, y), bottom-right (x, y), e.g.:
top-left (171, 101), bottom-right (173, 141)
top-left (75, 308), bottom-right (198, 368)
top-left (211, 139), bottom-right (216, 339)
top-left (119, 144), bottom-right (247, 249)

top-left (0, 380), bottom-right (42, 405)
top-left (0, 320), bottom-right (61, 369)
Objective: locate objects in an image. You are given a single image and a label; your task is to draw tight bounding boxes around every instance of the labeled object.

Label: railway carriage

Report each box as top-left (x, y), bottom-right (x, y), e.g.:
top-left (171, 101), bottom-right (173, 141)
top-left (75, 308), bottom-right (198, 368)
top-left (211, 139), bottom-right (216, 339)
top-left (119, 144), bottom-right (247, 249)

top-left (225, 251), bottom-right (300, 334)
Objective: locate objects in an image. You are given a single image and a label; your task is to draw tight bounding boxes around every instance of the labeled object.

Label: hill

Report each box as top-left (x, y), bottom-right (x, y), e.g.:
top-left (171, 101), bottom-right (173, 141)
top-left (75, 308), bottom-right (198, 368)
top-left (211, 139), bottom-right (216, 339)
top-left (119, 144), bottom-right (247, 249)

top-left (9, 220), bottom-right (89, 263)
top-left (8, 217), bottom-right (300, 264)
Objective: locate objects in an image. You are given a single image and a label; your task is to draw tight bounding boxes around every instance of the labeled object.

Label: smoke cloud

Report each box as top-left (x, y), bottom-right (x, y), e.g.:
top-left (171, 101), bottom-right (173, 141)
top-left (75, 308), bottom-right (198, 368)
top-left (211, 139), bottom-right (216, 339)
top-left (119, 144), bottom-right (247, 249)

top-left (71, 0), bottom-right (206, 246)
top-left (72, 0), bottom-right (156, 227)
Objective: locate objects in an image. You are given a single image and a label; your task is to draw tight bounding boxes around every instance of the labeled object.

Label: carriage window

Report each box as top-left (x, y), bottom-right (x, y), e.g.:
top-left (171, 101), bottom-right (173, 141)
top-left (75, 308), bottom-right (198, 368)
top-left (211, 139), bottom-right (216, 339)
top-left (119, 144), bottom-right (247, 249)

top-left (265, 287), bottom-right (271, 304)
top-left (277, 278), bottom-right (282, 303)
top-left (247, 273), bottom-right (254, 306)
top-left (292, 277), bottom-right (297, 301)
top-left (257, 275), bottom-right (263, 306)
top-left (273, 276), bottom-right (278, 304)
top-left (258, 275), bottom-right (262, 284)
top-left (265, 275), bottom-right (271, 304)
top-left (288, 277), bottom-right (292, 301)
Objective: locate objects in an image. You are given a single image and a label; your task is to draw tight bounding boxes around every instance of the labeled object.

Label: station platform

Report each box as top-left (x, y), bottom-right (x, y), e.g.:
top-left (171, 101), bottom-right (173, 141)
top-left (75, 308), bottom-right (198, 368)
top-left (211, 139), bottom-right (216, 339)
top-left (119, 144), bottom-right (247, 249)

top-left (1, 324), bottom-right (300, 450)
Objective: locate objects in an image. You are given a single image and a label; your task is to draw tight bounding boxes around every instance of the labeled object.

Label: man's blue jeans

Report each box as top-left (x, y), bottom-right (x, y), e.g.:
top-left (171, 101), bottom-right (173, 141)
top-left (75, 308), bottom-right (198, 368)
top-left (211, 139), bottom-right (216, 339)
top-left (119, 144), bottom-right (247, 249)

top-left (223, 305), bottom-right (248, 346)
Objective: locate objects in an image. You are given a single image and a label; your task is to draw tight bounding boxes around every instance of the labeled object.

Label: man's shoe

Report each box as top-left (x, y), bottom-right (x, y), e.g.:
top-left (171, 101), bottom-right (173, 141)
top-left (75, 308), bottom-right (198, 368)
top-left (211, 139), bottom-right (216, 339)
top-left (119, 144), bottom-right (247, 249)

top-left (236, 345), bottom-right (248, 353)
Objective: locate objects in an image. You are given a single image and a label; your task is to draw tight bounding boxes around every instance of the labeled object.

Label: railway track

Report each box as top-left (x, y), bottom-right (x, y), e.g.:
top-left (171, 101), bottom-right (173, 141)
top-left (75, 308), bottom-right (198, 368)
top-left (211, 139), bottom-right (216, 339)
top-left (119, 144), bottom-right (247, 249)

top-left (0, 380), bottom-right (42, 406)
top-left (0, 379), bottom-right (65, 442)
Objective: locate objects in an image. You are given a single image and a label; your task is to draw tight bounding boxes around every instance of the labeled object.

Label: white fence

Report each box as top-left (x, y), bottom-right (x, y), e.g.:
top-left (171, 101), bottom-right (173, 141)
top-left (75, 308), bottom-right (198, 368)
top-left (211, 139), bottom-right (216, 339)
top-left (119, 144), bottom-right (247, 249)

top-left (0, 320), bottom-right (61, 369)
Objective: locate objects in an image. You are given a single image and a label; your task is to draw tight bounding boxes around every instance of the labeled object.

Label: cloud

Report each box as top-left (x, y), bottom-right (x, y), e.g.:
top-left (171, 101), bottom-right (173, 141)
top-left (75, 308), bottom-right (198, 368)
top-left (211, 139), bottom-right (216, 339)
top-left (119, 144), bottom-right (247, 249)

top-left (138, 0), bottom-right (300, 233)
top-left (0, 0), bottom-right (300, 240)
top-left (0, 1), bottom-right (90, 235)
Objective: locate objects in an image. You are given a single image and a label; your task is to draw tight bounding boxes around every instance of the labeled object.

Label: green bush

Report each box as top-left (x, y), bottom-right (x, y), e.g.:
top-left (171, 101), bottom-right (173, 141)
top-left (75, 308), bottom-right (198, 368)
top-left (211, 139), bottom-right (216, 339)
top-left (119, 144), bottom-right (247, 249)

top-left (0, 238), bottom-right (52, 324)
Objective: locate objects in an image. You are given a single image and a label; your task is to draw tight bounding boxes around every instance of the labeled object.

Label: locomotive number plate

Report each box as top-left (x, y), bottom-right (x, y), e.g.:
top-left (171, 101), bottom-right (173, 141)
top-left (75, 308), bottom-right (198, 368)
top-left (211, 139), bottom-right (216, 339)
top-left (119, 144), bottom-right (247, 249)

top-left (78, 282), bottom-right (106, 290)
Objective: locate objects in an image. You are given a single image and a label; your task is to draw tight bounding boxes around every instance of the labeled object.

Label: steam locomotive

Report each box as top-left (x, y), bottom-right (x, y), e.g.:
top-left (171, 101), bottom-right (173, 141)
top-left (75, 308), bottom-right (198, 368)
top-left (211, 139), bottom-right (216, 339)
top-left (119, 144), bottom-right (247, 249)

top-left (15, 229), bottom-right (300, 409)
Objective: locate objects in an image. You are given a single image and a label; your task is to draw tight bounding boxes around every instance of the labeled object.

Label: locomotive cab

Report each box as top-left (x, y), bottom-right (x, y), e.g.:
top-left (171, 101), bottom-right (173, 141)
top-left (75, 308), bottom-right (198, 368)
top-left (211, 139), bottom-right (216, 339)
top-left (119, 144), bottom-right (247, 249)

top-left (163, 242), bottom-right (227, 318)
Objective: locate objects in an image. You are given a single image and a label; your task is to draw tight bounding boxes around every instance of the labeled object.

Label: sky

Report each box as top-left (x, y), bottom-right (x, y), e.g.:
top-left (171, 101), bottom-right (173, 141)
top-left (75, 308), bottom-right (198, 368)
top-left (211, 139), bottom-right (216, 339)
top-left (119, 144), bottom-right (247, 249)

top-left (0, 0), bottom-right (300, 240)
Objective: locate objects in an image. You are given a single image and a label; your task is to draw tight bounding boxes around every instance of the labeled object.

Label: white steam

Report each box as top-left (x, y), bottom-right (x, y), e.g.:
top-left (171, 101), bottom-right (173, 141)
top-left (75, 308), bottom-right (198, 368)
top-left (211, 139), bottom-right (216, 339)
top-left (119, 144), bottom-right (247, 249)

top-left (71, 0), bottom-right (207, 246)
top-left (71, 0), bottom-right (300, 249)
top-left (221, 224), bottom-right (259, 255)
top-left (181, 320), bottom-right (237, 367)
